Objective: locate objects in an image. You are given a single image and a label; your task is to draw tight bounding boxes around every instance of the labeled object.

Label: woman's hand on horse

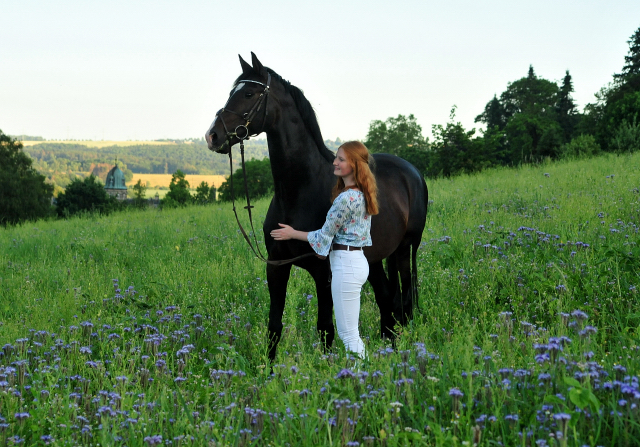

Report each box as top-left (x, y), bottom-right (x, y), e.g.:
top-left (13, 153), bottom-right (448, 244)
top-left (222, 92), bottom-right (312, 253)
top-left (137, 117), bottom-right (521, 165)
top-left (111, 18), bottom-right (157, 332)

top-left (271, 223), bottom-right (295, 240)
top-left (270, 224), bottom-right (309, 242)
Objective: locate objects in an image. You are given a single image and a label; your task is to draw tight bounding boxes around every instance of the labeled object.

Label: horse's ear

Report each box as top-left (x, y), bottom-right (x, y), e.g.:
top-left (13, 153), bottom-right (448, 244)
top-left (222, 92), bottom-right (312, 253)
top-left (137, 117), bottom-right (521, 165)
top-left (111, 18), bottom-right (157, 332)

top-left (239, 54), bottom-right (252, 74)
top-left (251, 52), bottom-right (266, 76)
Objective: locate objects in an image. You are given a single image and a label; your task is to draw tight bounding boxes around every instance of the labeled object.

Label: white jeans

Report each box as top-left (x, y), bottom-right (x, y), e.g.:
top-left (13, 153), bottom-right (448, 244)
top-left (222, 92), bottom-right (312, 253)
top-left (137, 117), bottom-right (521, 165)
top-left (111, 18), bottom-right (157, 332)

top-left (330, 249), bottom-right (368, 358)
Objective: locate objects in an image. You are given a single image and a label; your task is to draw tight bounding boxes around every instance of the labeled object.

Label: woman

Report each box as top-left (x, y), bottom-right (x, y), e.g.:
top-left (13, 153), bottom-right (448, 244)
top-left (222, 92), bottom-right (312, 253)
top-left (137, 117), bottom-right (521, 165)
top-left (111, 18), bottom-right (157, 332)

top-left (270, 141), bottom-right (378, 358)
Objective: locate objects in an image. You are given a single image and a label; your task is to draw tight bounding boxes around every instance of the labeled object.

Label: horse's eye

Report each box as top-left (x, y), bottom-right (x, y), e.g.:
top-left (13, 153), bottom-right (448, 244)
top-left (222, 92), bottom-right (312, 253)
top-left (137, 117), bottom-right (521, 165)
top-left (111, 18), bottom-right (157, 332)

top-left (245, 92), bottom-right (253, 98)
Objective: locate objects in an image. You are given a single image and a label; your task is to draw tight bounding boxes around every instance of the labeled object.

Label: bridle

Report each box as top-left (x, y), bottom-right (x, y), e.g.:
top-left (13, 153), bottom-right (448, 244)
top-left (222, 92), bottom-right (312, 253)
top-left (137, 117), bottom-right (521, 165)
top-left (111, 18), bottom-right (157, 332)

top-left (215, 73), bottom-right (318, 266)
top-left (215, 73), bottom-right (272, 142)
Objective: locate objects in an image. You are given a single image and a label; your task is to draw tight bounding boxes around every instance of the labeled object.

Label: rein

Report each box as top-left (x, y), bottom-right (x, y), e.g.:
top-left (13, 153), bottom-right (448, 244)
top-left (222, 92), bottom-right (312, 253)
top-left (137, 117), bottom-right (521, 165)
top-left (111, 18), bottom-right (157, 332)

top-left (218, 75), bottom-right (318, 266)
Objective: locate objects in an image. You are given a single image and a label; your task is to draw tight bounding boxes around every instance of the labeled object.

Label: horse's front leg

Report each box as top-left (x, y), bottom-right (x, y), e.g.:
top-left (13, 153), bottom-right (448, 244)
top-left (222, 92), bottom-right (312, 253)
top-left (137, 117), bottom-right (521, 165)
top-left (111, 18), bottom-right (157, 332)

top-left (266, 263), bottom-right (292, 362)
top-left (304, 259), bottom-right (335, 353)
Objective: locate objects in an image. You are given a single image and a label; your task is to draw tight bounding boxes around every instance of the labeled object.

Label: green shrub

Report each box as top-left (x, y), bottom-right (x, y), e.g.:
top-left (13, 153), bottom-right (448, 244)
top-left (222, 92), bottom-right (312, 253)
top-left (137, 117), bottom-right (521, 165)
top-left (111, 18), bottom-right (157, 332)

top-left (559, 134), bottom-right (602, 159)
top-left (55, 175), bottom-right (118, 217)
top-left (611, 117), bottom-right (640, 153)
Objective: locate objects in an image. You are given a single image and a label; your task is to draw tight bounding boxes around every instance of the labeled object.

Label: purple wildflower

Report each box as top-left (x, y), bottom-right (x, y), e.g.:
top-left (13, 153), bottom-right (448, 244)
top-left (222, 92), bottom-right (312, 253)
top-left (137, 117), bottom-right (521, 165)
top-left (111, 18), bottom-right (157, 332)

top-left (553, 413), bottom-right (571, 432)
top-left (335, 369), bottom-right (356, 380)
top-left (144, 435), bottom-right (163, 446)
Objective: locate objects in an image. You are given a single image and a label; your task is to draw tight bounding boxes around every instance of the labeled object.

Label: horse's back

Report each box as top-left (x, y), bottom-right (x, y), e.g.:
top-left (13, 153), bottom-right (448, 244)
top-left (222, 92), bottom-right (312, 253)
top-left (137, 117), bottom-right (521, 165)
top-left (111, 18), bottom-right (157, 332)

top-left (365, 154), bottom-right (428, 262)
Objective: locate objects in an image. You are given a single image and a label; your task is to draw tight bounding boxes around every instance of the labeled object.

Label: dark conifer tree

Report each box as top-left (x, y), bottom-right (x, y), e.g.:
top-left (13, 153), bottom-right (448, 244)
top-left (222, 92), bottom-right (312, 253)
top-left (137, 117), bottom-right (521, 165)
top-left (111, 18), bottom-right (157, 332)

top-left (590, 25), bottom-right (640, 150)
top-left (475, 95), bottom-right (507, 131)
top-left (557, 70), bottom-right (578, 142)
top-left (614, 26), bottom-right (640, 83)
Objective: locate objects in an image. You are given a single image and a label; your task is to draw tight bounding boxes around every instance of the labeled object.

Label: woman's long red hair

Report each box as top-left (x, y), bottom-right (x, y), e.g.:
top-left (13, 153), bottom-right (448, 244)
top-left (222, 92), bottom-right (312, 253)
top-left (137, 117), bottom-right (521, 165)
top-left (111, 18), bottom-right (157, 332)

top-left (331, 141), bottom-right (379, 215)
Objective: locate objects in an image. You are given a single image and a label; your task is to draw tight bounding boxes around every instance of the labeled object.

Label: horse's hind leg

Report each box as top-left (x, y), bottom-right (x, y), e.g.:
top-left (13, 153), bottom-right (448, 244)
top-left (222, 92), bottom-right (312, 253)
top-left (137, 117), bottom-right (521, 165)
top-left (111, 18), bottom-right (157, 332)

top-left (302, 259), bottom-right (335, 353)
top-left (266, 263), bottom-right (292, 362)
top-left (386, 251), bottom-right (401, 311)
top-left (367, 261), bottom-right (395, 340)
top-left (394, 243), bottom-right (413, 325)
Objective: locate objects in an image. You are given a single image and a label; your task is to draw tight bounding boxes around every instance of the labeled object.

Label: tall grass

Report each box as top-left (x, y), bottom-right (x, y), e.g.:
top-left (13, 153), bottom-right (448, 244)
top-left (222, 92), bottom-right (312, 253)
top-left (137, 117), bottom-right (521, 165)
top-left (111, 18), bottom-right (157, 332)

top-left (0, 152), bottom-right (639, 446)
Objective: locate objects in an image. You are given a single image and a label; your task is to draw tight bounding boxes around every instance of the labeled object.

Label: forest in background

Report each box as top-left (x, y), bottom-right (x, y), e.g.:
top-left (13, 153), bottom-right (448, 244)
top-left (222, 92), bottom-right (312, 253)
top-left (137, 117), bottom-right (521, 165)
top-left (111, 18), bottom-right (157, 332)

top-left (17, 137), bottom-right (343, 192)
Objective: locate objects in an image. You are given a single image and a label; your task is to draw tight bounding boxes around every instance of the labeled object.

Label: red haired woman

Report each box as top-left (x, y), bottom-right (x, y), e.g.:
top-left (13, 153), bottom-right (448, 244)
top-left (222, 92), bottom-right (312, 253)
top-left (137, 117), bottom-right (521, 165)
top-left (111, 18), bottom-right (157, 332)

top-left (270, 141), bottom-right (378, 358)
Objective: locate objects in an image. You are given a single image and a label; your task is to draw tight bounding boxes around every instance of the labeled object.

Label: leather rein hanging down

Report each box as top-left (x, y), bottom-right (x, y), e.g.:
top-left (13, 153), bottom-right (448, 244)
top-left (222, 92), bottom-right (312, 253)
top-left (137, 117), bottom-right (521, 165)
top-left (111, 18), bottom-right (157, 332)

top-left (216, 74), bottom-right (317, 266)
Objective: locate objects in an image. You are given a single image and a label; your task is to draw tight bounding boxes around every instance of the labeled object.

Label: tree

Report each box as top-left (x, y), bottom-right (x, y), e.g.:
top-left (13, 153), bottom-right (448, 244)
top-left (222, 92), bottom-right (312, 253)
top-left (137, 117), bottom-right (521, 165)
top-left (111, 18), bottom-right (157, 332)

top-left (556, 71), bottom-right (579, 143)
top-left (132, 179), bottom-right (148, 208)
top-left (218, 158), bottom-right (273, 202)
top-left (499, 66), bottom-right (559, 119)
top-left (589, 27), bottom-right (640, 150)
top-left (480, 66), bottom-right (562, 163)
top-left (0, 130), bottom-right (54, 225)
top-left (56, 175), bottom-right (117, 217)
top-left (162, 170), bottom-right (192, 207)
top-left (428, 106), bottom-right (485, 177)
top-left (614, 25), bottom-right (640, 83)
top-left (504, 113), bottom-right (563, 162)
top-left (475, 95), bottom-right (507, 131)
top-left (397, 145), bottom-right (430, 177)
top-left (364, 114), bottom-right (427, 156)
top-left (195, 181), bottom-right (216, 204)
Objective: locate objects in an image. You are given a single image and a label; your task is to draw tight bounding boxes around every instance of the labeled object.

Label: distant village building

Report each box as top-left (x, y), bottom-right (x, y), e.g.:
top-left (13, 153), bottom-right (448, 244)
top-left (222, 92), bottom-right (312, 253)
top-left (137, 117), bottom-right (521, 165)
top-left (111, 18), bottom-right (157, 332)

top-left (104, 162), bottom-right (128, 201)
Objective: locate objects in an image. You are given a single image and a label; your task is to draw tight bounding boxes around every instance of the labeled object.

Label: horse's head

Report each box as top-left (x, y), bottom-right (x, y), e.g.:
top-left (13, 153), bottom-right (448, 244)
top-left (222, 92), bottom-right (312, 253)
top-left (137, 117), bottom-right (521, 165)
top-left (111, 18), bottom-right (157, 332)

top-left (206, 53), bottom-right (278, 154)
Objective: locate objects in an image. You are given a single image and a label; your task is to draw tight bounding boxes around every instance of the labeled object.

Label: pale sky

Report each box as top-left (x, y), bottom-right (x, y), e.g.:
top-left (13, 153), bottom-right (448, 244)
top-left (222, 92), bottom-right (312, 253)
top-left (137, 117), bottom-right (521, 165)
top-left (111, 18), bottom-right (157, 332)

top-left (2, 0), bottom-right (639, 142)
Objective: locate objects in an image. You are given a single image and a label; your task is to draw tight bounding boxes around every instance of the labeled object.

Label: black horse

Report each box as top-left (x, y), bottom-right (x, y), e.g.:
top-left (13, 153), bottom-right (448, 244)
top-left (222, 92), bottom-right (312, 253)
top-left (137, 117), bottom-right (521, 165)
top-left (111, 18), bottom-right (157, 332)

top-left (206, 53), bottom-right (428, 361)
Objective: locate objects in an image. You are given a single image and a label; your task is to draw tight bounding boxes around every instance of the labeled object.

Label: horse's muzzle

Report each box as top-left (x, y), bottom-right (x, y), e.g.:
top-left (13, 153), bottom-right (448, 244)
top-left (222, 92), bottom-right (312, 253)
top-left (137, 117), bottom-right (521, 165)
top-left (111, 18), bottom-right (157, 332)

top-left (205, 128), bottom-right (230, 154)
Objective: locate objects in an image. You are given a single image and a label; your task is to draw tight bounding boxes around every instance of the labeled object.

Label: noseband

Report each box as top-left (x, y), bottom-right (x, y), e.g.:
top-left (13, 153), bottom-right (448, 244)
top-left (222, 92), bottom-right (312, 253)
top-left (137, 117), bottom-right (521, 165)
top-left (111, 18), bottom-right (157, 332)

top-left (215, 73), bottom-right (318, 266)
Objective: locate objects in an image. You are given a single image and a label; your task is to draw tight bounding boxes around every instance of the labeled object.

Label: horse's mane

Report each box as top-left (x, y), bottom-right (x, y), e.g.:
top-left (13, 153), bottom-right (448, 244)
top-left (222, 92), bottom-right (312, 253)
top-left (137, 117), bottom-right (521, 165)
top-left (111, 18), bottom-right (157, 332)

top-left (234, 68), bottom-right (336, 164)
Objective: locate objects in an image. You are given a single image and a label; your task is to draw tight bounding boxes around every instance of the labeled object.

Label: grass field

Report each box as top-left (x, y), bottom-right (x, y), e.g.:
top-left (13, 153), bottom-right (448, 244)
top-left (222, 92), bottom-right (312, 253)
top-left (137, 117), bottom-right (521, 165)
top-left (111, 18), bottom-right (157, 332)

top-left (19, 140), bottom-right (178, 148)
top-left (128, 174), bottom-right (227, 189)
top-left (1, 153), bottom-right (639, 445)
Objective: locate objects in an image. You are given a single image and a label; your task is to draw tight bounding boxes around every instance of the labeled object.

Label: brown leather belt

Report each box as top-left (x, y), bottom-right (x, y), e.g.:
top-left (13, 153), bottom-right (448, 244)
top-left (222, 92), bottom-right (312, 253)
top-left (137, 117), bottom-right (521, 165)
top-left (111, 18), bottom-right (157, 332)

top-left (332, 244), bottom-right (362, 251)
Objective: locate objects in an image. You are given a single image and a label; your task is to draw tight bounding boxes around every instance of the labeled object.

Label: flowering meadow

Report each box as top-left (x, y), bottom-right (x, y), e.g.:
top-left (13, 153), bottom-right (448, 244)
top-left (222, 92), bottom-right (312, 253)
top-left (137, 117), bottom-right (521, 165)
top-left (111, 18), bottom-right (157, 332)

top-left (1, 152), bottom-right (640, 446)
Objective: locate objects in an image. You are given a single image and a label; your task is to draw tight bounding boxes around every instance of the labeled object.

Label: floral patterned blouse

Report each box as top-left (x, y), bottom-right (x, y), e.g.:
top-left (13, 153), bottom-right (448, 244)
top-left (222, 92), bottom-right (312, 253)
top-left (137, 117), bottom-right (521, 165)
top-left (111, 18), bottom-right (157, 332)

top-left (307, 189), bottom-right (372, 256)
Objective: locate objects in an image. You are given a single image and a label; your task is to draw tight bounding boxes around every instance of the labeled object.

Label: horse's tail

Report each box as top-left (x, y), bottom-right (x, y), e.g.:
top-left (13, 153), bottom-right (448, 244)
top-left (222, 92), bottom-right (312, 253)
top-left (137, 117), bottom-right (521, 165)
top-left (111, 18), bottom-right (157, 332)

top-left (413, 176), bottom-right (428, 313)
top-left (423, 177), bottom-right (429, 215)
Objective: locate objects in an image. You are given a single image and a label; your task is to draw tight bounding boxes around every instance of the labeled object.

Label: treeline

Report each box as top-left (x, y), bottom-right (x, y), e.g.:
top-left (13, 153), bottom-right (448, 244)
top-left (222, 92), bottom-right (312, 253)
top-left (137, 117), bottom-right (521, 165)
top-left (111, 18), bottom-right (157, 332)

top-left (364, 26), bottom-right (640, 178)
top-left (24, 139), bottom-right (269, 176)
top-left (10, 134), bottom-right (44, 141)
top-left (25, 138), bottom-right (343, 176)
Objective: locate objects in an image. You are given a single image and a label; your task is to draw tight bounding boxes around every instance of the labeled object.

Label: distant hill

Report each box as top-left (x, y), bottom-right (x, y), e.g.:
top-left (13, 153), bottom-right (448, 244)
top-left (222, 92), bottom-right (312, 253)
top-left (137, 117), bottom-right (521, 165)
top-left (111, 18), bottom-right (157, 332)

top-left (22, 138), bottom-right (269, 176)
top-left (20, 139), bottom-right (181, 148)
top-left (21, 137), bottom-right (342, 192)
top-left (11, 134), bottom-right (45, 141)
